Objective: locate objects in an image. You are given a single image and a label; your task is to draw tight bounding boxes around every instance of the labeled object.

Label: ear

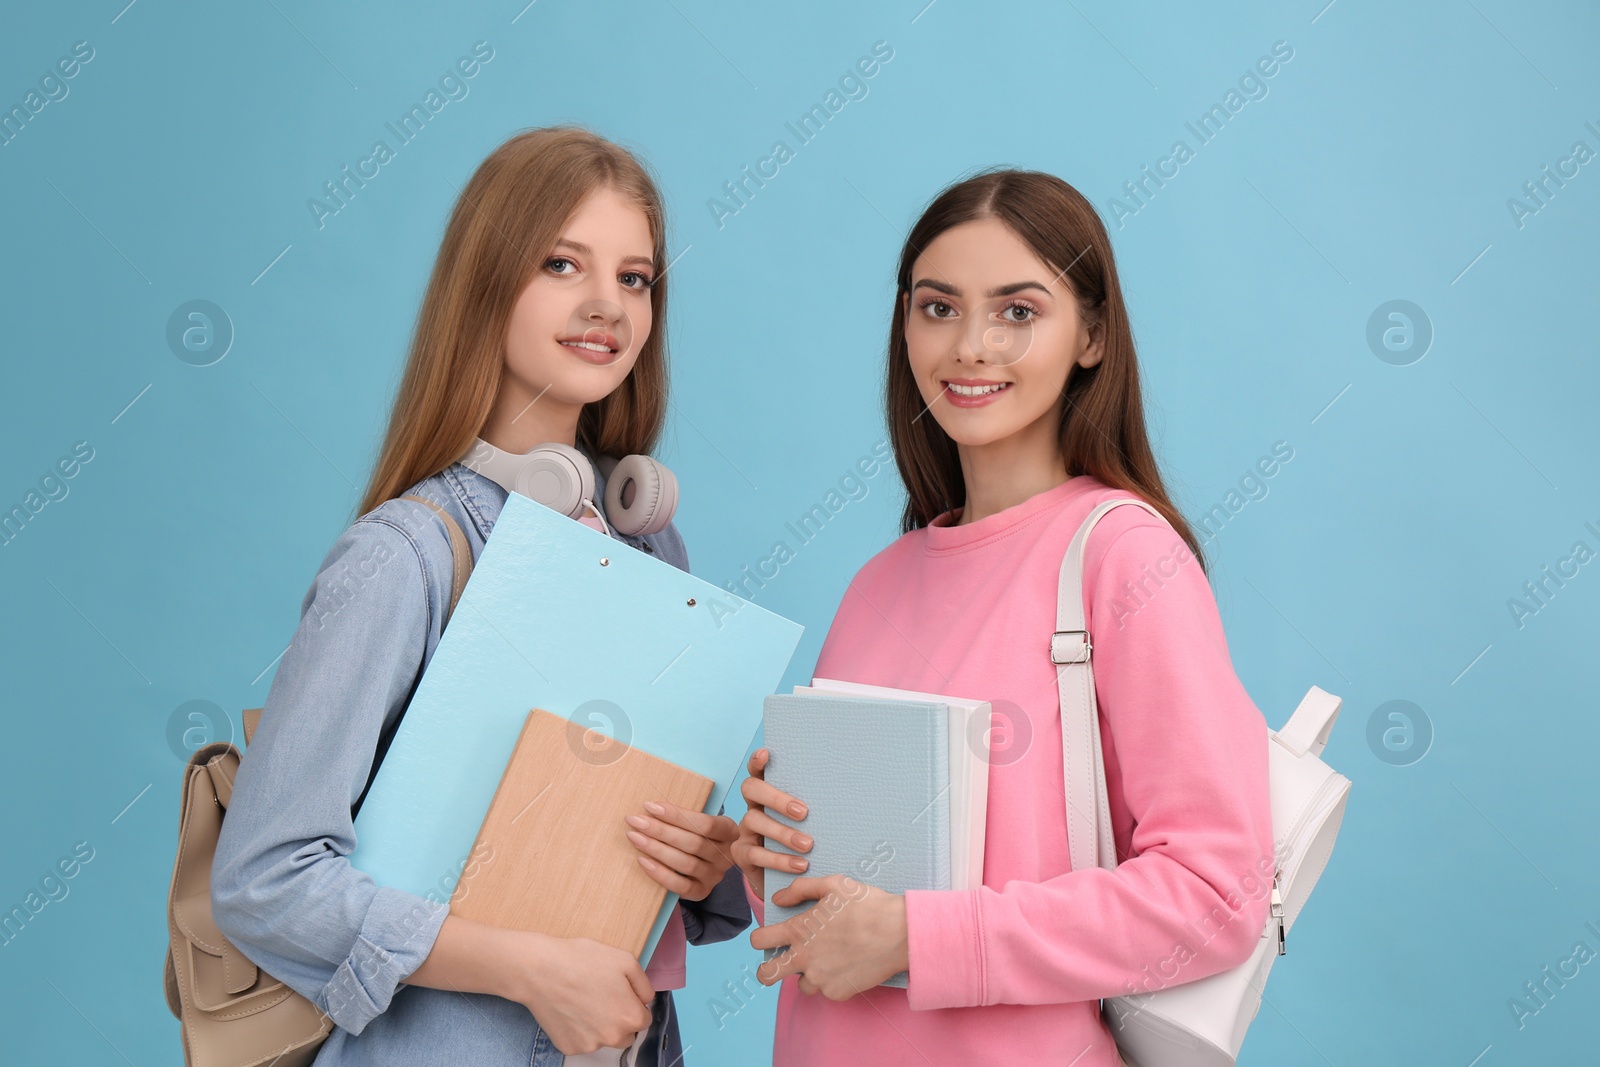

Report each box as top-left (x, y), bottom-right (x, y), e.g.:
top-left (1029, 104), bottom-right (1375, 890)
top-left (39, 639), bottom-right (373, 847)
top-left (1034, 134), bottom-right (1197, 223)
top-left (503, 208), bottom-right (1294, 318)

top-left (1077, 312), bottom-right (1107, 370)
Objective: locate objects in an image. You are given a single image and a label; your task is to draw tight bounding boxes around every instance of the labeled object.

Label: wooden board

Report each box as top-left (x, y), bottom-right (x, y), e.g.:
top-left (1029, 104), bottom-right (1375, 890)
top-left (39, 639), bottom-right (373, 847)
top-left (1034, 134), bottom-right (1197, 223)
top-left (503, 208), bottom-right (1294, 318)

top-left (449, 707), bottom-right (715, 956)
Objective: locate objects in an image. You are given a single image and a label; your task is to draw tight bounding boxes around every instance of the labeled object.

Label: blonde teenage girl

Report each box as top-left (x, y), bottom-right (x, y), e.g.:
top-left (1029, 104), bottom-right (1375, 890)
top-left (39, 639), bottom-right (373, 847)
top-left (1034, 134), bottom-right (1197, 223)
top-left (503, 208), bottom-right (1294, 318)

top-left (212, 126), bottom-right (748, 1067)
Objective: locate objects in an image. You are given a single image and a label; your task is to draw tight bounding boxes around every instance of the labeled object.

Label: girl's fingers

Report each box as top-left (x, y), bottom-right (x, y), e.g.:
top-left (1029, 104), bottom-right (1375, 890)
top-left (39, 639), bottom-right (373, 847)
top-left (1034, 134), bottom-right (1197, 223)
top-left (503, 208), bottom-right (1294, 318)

top-left (637, 800), bottom-right (730, 843)
top-left (741, 842), bottom-right (809, 874)
top-left (636, 852), bottom-right (694, 896)
top-left (746, 748), bottom-right (769, 777)
top-left (738, 809), bottom-right (813, 855)
top-left (741, 777), bottom-right (808, 819)
top-left (756, 945), bottom-right (804, 985)
top-left (625, 828), bottom-right (708, 883)
top-left (625, 810), bottom-right (731, 862)
top-left (739, 777), bottom-right (766, 808)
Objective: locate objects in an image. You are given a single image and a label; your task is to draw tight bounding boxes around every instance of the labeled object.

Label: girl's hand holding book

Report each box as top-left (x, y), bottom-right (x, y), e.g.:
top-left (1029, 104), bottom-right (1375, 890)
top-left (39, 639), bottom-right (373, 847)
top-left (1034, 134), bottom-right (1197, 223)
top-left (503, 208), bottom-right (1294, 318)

top-left (623, 799), bottom-right (741, 901)
top-left (510, 930), bottom-right (656, 1056)
top-left (732, 747), bottom-right (813, 899)
top-left (403, 917), bottom-right (653, 1057)
top-left (750, 875), bottom-right (910, 999)
top-left (733, 746), bottom-right (910, 998)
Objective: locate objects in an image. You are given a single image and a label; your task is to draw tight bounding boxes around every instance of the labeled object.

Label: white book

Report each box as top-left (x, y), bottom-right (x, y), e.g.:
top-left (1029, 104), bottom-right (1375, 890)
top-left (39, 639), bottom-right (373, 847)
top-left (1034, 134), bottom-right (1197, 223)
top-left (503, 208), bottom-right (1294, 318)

top-left (791, 678), bottom-right (991, 891)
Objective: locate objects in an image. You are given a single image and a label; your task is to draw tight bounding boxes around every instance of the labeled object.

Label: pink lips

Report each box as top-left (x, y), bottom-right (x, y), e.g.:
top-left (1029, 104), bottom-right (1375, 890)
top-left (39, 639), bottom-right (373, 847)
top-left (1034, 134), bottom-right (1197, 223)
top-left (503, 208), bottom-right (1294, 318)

top-left (558, 332), bottom-right (620, 364)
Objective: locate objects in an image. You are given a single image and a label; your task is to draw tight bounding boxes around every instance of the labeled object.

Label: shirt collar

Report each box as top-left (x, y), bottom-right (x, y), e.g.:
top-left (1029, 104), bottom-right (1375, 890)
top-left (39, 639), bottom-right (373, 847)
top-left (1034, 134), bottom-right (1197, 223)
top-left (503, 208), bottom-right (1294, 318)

top-left (441, 461), bottom-right (506, 543)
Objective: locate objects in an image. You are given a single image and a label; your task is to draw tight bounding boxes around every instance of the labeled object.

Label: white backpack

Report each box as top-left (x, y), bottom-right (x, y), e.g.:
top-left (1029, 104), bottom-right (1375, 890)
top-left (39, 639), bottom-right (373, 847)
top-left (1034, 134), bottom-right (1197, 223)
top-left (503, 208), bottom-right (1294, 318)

top-left (1052, 498), bottom-right (1351, 1067)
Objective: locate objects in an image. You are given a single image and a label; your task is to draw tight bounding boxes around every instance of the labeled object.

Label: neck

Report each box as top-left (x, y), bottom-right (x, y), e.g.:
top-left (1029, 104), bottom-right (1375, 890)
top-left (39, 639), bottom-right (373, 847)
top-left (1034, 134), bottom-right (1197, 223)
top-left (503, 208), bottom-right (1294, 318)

top-left (953, 410), bottom-right (1069, 526)
top-left (479, 382), bottom-right (582, 455)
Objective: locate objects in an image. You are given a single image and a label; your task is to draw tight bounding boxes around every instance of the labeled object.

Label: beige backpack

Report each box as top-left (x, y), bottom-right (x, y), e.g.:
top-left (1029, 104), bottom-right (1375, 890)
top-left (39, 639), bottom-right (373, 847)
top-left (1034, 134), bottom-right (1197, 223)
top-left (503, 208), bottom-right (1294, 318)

top-left (163, 496), bottom-right (471, 1066)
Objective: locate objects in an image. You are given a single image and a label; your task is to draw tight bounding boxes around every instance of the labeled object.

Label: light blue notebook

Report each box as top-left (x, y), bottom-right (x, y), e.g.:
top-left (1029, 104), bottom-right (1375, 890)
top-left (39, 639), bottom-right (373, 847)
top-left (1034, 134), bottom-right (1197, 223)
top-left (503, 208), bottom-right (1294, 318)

top-left (349, 492), bottom-right (804, 965)
top-left (760, 693), bottom-right (951, 989)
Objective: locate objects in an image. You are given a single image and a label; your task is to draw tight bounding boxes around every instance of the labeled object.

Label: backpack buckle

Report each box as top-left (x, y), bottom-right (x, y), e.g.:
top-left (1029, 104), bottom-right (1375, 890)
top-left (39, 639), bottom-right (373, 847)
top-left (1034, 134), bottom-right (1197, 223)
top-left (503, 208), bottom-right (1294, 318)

top-left (1270, 869), bottom-right (1286, 956)
top-left (1050, 630), bottom-right (1091, 664)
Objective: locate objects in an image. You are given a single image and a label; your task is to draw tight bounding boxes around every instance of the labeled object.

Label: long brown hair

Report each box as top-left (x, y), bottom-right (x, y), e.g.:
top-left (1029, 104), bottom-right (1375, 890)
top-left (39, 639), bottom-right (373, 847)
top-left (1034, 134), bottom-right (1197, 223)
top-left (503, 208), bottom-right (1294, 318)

top-left (885, 168), bottom-right (1207, 573)
top-left (355, 125), bottom-right (671, 520)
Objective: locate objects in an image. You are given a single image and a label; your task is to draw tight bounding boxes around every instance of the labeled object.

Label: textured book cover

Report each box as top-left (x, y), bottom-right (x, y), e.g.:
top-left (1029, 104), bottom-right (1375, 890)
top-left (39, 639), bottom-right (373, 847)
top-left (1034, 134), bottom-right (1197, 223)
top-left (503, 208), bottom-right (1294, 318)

top-left (449, 708), bottom-right (714, 955)
top-left (800, 678), bottom-right (991, 893)
top-left (760, 693), bottom-right (951, 988)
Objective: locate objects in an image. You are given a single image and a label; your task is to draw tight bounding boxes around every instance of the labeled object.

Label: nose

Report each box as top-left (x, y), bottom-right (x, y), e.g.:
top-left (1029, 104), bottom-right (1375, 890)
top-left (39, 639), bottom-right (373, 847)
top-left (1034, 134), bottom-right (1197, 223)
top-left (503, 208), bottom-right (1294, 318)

top-left (960, 312), bottom-right (1031, 368)
top-left (570, 294), bottom-right (634, 357)
top-left (578, 296), bottom-right (624, 326)
top-left (954, 316), bottom-right (989, 365)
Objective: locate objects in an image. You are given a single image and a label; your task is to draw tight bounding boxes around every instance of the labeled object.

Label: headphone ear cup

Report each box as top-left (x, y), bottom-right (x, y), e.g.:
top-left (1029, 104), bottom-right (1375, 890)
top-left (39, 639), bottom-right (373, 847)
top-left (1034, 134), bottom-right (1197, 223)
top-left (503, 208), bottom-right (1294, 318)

top-left (605, 455), bottom-right (677, 537)
top-left (516, 442), bottom-right (595, 519)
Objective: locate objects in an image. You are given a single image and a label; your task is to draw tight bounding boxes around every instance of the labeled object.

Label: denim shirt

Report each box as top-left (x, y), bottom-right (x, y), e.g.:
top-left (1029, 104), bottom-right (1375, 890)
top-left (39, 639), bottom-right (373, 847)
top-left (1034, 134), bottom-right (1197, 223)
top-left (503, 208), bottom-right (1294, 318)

top-left (211, 455), bottom-right (752, 1066)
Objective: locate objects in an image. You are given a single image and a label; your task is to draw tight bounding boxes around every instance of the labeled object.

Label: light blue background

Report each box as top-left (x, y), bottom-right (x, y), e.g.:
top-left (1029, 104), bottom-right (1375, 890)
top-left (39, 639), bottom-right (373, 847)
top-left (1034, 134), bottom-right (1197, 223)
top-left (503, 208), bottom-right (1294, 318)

top-left (2, 0), bottom-right (1596, 1063)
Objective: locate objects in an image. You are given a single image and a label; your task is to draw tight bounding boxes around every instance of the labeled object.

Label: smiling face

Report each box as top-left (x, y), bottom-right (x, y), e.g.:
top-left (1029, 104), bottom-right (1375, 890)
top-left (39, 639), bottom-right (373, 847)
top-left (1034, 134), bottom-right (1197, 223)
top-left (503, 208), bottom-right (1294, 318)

top-left (902, 215), bottom-right (1103, 450)
top-left (489, 184), bottom-right (657, 449)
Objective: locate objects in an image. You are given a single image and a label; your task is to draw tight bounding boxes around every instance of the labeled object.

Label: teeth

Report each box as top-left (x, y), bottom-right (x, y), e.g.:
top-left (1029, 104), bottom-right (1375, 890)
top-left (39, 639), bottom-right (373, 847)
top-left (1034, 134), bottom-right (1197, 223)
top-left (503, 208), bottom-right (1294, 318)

top-left (563, 341), bottom-right (613, 353)
top-left (947, 382), bottom-right (1008, 396)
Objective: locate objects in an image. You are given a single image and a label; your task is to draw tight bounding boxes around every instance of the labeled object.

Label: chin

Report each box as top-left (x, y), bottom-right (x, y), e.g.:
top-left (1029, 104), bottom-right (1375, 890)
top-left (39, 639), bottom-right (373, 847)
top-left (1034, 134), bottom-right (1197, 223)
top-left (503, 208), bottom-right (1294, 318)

top-left (565, 380), bottom-right (631, 407)
top-left (945, 429), bottom-right (1013, 448)
top-left (555, 358), bottom-right (634, 388)
top-left (928, 418), bottom-right (1009, 448)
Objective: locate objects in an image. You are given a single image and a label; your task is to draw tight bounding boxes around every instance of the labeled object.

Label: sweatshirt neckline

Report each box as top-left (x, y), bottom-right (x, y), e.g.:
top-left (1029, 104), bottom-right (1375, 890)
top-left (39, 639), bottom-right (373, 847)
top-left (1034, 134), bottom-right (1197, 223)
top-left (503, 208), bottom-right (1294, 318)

top-left (924, 475), bottom-right (1098, 554)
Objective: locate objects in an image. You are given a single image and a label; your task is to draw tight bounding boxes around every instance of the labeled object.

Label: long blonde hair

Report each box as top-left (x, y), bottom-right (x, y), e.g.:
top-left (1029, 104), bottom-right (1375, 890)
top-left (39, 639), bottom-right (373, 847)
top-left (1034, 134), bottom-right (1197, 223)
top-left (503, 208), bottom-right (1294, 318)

top-left (355, 125), bottom-right (672, 520)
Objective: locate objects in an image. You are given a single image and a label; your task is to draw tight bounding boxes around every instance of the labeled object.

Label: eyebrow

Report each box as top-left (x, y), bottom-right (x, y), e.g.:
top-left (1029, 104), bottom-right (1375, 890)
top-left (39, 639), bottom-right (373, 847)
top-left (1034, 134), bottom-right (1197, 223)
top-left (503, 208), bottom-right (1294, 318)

top-left (552, 238), bottom-right (656, 270)
top-left (911, 278), bottom-right (1053, 298)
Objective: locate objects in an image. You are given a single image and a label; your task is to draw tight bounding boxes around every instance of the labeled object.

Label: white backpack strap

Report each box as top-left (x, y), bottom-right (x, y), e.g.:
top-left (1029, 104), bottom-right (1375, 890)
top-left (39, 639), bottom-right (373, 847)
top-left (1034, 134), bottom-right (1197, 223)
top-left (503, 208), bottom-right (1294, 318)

top-left (1054, 497), bottom-right (1163, 873)
top-left (1274, 685), bottom-right (1341, 758)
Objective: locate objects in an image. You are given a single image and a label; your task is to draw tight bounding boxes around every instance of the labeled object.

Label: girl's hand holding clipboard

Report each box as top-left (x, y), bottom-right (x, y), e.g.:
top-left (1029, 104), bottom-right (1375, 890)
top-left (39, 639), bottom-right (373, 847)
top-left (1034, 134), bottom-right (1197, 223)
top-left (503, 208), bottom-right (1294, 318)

top-left (624, 801), bottom-right (742, 901)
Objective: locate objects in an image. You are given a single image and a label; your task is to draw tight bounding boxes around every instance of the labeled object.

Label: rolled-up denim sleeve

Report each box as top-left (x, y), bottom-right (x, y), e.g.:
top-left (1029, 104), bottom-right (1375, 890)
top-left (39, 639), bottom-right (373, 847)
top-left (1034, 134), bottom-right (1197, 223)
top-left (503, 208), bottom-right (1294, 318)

top-left (677, 805), bottom-right (753, 945)
top-left (211, 515), bottom-right (449, 1035)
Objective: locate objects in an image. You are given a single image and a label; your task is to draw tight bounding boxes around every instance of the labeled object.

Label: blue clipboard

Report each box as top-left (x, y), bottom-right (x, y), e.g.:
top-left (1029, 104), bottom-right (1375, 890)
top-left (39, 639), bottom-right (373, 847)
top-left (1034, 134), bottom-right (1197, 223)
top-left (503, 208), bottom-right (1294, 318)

top-left (349, 491), bottom-right (804, 964)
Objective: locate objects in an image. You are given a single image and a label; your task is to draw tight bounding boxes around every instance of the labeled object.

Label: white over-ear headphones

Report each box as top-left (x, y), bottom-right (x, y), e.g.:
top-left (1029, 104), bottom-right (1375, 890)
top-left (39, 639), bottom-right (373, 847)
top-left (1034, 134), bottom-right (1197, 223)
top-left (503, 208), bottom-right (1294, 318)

top-left (458, 438), bottom-right (678, 538)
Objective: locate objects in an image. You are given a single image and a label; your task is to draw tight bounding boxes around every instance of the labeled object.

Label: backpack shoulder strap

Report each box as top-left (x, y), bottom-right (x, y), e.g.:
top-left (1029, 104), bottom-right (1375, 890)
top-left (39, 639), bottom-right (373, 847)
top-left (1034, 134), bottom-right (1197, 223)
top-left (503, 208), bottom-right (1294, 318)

top-left (399, 493), bottom-right (473, 626)
top-left (348, 494), bottom-right (475, 818)
top-left (1053, 496), bottom-right (1163, 874)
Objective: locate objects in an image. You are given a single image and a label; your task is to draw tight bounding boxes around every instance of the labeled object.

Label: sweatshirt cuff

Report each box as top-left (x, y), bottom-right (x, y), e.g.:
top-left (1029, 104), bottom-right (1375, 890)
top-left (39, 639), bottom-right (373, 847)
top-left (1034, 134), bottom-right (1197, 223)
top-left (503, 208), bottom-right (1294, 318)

top-left (679, 894), bottom-right (705, 944)
top-left (904, 888), bottom-right (984, 1010)
top-left (742, 873), bottom-right (765, 925)
top-left (320, 886), bottom-right (448, 1034)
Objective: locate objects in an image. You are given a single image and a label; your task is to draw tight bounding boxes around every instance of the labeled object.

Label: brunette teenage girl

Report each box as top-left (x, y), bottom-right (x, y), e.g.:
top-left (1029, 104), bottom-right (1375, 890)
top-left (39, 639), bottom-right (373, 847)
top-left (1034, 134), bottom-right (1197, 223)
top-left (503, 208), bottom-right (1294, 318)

top-left (732, 168), bottom-right (1274, 1067)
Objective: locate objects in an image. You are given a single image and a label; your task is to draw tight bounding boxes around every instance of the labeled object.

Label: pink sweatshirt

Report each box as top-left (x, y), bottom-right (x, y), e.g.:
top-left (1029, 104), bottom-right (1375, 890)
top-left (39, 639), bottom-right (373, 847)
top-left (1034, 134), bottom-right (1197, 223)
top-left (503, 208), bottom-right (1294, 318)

top-left (743, 474), bottom-right (1275, 1066)
top-left (643, 904), bottom-right (685, 989)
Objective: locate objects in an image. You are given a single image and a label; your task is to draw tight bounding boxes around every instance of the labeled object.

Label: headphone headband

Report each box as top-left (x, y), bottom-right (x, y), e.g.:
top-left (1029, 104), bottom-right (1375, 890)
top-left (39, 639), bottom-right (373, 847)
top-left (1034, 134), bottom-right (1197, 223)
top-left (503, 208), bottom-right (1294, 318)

top-left (458, 438), bottom-right (677, 537)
